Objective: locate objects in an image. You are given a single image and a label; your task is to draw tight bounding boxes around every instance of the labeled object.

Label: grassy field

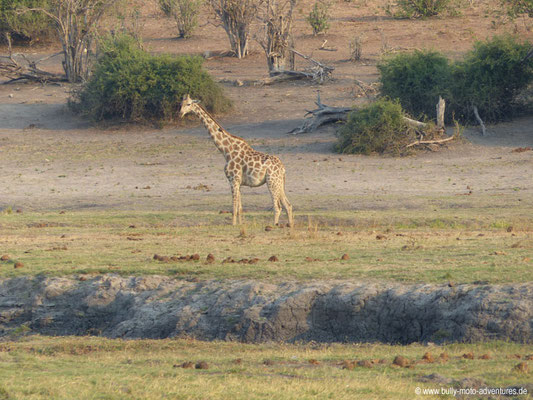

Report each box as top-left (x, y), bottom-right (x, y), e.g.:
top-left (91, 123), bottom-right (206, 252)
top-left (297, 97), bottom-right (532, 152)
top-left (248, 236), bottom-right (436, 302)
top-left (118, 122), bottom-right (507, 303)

top-left (0, 203), bottom-right (532, 283)
top-left (0, 336), bottom-right (530, 400)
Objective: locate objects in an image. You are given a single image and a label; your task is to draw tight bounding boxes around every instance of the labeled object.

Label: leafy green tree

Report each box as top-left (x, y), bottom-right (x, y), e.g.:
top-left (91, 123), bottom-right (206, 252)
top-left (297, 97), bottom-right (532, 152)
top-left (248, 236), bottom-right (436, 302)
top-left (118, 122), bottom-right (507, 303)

top-left (0, 0), bottom-right (53, 43)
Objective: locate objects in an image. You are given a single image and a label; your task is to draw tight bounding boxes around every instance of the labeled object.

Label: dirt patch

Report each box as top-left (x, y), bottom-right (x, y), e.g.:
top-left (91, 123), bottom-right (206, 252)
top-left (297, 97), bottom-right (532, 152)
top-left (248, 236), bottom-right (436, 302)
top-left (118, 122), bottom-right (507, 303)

top-left (0, 116), bottom-right (532, 214)
top-left (0, 2), bottom-right (532, 215)
top-left (0, 275), bottom-right (531, 343)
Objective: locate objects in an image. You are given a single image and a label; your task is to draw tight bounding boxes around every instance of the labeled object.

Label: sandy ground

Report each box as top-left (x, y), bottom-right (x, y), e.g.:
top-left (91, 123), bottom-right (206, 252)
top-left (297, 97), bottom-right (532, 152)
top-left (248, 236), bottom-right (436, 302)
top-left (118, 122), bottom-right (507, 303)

top-left (0, 0), bottom-right (532, 215)
top-left (0, 98), bottom-right (531, 214)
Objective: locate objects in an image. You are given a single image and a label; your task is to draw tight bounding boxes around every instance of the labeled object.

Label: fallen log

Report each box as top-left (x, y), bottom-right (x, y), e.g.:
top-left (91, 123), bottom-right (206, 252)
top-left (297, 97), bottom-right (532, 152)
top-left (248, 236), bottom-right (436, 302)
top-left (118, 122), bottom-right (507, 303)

top-left (319, 39), bottom-right (337, 52)
top-left (0, 60), bottom-right (65, 84)
top-left (256, 70), bottom-right (315, 86)
top-left (0, 39), bottom-right (65, 84)
top-left (253, 48), bottom-right (334, 86)
top-left (0, 55), bottom-right (65, 84)
top-left (288, 91), bottom-right (351, 134)
top-left (403, 116), bottom-right (427, 129)
top-left (290, 48), bottom-right (334, 82)
top-left (405, 135), bottom-right (455, 148)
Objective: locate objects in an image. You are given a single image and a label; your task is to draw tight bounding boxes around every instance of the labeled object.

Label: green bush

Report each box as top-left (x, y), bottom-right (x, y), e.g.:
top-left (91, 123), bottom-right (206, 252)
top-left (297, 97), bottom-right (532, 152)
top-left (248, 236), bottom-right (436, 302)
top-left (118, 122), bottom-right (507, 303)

top-left (0, 0), bottom-right (54, 43)
top-left (378, 35), bottom-right (533, 124)
top-left (335, 98), bottom-right (415, 155)
top-left (502, 0), bottom-right (533, 17)
top-left (70, 34), bottom-right (231, 122)
top-left (451, 35), bottom-right (533, 123)
top-left (391, 0), bottom-right (452, 18)
top-left (378, 50), bottom-right (452, 120)
top-left (306, 1), bottom-right (330, 35)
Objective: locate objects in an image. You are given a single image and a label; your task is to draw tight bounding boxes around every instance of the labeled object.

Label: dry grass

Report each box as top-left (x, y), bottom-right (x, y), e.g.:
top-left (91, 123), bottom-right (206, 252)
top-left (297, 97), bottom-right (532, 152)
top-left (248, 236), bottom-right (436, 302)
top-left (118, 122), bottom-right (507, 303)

top-left (0, 336), bottom-right (530, 400)
top-left (0, 207), bottom-right (531, 283)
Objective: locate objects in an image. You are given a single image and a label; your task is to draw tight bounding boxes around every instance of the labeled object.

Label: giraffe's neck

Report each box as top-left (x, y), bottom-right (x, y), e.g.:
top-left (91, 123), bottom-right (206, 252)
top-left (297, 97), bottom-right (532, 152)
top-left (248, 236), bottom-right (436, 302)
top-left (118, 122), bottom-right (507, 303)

top-left (191, 104), bottom-right (248, 159)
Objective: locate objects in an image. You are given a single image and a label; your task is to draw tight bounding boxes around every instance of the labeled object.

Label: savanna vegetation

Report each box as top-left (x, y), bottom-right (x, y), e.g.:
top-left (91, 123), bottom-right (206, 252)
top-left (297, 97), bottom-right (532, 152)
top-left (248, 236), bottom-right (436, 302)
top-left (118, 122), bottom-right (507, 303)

top-left (378, 35), bottom-right (533, 124)
top-left (157, 0), bottom-right (203, 38)
top-left (0, 336), bottom-right (530, 400)
top-left (306, 0), bottom-right (331, 35)
top-left (1, 0), bottom-right (532, 399)
top-left (0, 0), bottom-right (54, 43)
top-left (69, 34), bottom-right (231, 121)
top-left (335, 98), bottom-right (415, 155)
top-left (1, 203), bottom-right (531, 283)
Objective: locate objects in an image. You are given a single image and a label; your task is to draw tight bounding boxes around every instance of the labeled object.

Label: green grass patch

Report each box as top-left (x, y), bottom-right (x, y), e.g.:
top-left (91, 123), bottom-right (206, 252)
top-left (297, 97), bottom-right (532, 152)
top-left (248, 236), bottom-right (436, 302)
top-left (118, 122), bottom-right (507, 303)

top-left (0, 336), bottom-right (530, 400)
top-left (0, 208), bottom-right (531, 283)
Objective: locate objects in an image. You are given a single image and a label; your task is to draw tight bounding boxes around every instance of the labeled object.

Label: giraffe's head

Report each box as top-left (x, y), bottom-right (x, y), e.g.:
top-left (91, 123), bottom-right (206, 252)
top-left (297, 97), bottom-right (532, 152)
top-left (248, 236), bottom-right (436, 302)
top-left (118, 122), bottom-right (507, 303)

top-left (179, 94), bottom-right (200, 118)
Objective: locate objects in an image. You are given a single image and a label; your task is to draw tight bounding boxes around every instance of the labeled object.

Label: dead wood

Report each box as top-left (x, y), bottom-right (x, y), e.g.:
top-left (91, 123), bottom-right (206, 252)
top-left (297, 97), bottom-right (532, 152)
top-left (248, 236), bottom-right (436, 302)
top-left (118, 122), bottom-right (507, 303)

top-left (351, 79), bottom-right (379, 98)
top-left (252, 47), bottom-right (334, 86)
top-left (436, 96), bottom-right (445, 130)
top-left (403, 117), bottom-right (427, 129)
top-left (473, 105), bottom-right (487, 136)
top-left (405, 135), bottom-right (455, 148)
top-left (290, 93), bottom-right (455, 155)
top-left (290, 48), bottom-right (334, 82)
top-left (288, 91), bottom-right (351, 134)
top-left (319, 39), bottom-right (337, 52)
top-left (256, 70), bottom-right (314, 85)
top-left (0, 44), bottom-right (65, 84)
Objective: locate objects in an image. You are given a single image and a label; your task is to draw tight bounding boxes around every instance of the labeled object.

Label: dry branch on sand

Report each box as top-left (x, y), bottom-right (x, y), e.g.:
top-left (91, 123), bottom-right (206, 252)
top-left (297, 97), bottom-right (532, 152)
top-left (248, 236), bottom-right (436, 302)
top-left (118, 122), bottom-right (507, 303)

top-left (0, 47), bottom-right (65, 84)
top-left (288, 91), bottom-right (351, 134)
top-left (290, 94), bottom-right (456, 151)
top-left (255, 48), bottom-right (334, 85)
top-left (351, 79), bottom-right (379, 98)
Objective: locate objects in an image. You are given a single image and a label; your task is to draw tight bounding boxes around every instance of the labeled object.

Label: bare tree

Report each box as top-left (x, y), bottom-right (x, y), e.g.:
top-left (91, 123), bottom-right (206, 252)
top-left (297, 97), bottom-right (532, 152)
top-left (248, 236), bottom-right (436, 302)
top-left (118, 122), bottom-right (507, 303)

top-left (19, 0), bottom-right (119, 82)
top-left (208, 0), bottom-right (262, 59)
top-left (257, 0), bottom-right (295, 73)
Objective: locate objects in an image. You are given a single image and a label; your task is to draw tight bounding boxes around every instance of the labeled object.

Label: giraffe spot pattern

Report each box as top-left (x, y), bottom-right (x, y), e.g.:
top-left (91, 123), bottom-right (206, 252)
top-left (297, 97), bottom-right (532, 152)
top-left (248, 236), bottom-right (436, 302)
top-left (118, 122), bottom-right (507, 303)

top-left (183, 99), bottom-right (292, 226)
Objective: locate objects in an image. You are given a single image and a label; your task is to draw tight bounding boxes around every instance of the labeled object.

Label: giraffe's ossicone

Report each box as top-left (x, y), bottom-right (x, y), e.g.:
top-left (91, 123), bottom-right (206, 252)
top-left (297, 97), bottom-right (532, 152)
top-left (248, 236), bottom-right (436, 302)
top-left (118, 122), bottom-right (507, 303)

top-left (179, 94), bottom-right (293, 227)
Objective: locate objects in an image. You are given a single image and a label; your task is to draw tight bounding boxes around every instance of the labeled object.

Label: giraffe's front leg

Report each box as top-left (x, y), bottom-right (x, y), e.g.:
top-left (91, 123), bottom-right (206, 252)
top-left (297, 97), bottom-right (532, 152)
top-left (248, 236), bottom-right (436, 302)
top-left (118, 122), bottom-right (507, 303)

top-left (230, 180), bottom-right (242, 226)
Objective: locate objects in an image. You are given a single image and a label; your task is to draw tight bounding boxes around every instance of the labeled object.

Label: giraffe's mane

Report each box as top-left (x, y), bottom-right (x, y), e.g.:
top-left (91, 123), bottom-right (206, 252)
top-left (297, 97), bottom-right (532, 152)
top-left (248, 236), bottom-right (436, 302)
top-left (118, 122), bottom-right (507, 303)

top-left (196, 103), bottom-right (247, 143)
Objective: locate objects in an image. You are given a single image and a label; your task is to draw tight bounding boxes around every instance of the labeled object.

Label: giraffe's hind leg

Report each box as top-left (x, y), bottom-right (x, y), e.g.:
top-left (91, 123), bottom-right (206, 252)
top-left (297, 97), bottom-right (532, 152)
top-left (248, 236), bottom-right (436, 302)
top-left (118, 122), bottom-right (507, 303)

top-left (267, 176), bottom-right (282, 226)
top-left (280, 190), bottom-right (293, 227)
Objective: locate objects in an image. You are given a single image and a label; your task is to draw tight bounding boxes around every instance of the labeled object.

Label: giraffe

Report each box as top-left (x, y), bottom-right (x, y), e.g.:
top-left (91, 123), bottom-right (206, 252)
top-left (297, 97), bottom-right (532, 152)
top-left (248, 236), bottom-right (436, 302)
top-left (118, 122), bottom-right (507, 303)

top-left (179, 94), bottom-right (293, 227)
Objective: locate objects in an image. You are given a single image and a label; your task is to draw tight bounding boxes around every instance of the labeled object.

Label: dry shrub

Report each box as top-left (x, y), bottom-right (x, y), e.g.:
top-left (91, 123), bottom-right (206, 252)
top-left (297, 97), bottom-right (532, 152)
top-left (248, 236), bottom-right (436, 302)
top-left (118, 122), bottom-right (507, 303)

top-left (158, 0), bottom-right (202, 38)
top-left (349, 34), bottom-right (363, 62)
